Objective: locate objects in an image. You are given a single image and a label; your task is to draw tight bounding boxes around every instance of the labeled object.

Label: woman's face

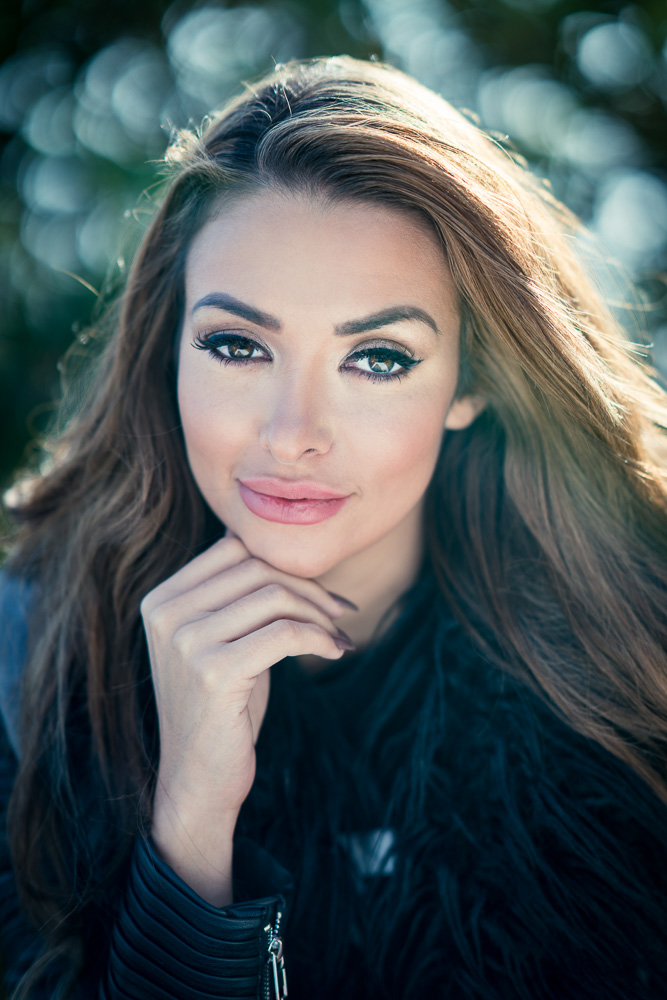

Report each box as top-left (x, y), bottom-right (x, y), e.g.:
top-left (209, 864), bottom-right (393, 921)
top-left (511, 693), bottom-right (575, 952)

top-left (177, 189), bottom-right (484, 578)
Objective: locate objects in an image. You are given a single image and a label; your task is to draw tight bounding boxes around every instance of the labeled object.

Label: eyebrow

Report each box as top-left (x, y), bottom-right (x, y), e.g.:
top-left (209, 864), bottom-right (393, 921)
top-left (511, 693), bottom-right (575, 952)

top-left (190, 292), bottom-right (440, 336)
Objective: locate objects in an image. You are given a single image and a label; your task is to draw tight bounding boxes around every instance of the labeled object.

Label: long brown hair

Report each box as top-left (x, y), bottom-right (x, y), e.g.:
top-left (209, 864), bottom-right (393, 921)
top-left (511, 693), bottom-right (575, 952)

top-left (2, 54), bottom-right (666, 996)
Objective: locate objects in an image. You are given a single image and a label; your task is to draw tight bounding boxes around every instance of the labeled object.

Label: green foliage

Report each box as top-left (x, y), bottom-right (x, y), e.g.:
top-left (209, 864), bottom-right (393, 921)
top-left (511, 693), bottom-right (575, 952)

top-left (0, 0), bottom-right (665, 494)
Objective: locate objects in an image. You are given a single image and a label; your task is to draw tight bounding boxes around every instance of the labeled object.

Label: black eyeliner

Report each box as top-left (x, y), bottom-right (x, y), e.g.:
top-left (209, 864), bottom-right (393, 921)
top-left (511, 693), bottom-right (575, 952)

top-left (190, 330), bottom-right (424, 380)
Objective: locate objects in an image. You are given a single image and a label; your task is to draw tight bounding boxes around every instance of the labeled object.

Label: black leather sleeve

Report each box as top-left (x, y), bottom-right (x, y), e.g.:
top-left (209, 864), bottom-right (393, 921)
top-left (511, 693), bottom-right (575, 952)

top-left (0, 745), bottom-right (292, 998)
top-left (98, 834), bottom-right (292, 999)
top-left (0, 570), bottom-right (294, 999)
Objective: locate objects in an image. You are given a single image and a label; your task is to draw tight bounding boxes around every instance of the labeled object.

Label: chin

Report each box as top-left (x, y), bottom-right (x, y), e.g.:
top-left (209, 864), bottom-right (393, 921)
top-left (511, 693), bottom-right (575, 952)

top-left (237, 528), bottom-right (344, 579)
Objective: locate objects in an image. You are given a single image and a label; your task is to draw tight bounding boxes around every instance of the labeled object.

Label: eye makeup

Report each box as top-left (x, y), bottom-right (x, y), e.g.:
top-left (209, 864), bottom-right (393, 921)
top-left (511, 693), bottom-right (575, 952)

top-left (190, 330), bottom-right (424, 383)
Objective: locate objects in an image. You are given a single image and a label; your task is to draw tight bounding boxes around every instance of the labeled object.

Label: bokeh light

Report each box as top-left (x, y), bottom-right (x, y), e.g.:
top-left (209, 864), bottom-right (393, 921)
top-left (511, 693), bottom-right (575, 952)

top-left (577, 20), bottom-right (652, 92)
top-left (0, 0), bottom-right (665, 486)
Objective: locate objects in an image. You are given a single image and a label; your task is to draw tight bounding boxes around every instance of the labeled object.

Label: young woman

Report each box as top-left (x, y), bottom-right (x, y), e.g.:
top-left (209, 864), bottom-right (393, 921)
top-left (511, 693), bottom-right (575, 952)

top-left (0, 54), bottom-right (666, 1000)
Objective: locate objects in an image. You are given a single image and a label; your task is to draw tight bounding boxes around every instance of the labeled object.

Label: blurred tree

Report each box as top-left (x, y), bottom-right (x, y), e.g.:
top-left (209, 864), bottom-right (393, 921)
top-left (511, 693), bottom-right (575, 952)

top-left (0, 0), bottom-right (665, 499)
top-left (0, 0), bottom-right (378, 494)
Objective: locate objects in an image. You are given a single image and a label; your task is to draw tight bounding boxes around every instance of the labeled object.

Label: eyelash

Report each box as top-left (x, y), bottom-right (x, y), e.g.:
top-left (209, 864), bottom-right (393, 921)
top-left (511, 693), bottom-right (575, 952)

top-left (190, 331), bottom-right (423, 383)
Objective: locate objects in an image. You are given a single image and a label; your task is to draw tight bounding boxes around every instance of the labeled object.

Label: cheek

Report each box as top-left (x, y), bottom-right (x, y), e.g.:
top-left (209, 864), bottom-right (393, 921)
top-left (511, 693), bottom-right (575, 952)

top-left (177, 367), bottom-right (253, 486)
top-left (354, 387), bottom-right (448, 498)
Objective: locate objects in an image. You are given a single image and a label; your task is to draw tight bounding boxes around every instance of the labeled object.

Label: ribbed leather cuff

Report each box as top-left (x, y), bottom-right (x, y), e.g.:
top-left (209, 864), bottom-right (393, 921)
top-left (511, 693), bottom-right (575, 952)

top-left (99, 834), bottom-right (293, 999)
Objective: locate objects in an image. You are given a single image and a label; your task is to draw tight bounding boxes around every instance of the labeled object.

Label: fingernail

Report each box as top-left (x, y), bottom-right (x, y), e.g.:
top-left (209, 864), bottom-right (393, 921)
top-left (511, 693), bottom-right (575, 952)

top-left (327, 591), bottom-right (359, 611)
top-left (334, 635), bottom-right (356, 651)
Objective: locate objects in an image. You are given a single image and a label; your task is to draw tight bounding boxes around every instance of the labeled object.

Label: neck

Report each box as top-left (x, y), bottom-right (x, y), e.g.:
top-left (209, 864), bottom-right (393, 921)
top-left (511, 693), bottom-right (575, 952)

top-left (296, 502), bottom-right (425, 675)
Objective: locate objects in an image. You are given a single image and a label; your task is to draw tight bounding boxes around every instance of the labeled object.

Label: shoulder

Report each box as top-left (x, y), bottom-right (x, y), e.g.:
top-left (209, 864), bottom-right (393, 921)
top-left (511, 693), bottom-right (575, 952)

top-left (0, 568), bottom-right (38, 759)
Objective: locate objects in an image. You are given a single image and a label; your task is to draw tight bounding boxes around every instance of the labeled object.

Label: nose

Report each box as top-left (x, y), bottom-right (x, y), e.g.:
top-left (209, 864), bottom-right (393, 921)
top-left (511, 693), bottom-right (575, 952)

top-left (259, 369), bottom-right (334, 465)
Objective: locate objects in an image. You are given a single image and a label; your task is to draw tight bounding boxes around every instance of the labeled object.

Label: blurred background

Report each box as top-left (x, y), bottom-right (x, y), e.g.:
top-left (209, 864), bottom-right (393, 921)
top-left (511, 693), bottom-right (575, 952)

top-left (1, 0), bottom-right (666, 494)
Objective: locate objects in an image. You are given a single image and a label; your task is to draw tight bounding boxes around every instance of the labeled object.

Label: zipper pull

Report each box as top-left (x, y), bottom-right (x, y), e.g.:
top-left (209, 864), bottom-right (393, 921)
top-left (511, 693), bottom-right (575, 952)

top-left (265, 910), bottom-right (288, 998)
top-left (268, 935), bottom-right (288, 998)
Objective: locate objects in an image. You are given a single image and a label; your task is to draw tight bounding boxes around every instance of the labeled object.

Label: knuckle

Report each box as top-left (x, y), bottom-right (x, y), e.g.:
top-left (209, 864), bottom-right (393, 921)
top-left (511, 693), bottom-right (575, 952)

top-left (225, 538), bottom-right (248, 559)
top-left (270, 618), bottom-right (301, 644)
top-left (171, 621), bottom-right (198, 657)
top-left (246, 557), bottom-right (270, 582)
top-left (261, 581), bottom-right (289, 603)
top-left (197, 660), bottom-right (220, 695)
top-left (145, 601), bottom-right (170, 633)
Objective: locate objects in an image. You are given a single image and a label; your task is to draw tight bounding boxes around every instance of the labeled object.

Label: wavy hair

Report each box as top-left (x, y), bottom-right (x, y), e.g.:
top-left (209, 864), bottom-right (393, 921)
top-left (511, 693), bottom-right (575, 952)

top-left (1, 54), bottom-right (666, 996)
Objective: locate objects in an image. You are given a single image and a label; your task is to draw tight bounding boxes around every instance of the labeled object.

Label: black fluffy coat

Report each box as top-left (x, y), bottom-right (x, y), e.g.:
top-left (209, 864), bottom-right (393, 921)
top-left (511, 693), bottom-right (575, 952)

top-left (238, 562), bottom-right (667, 999)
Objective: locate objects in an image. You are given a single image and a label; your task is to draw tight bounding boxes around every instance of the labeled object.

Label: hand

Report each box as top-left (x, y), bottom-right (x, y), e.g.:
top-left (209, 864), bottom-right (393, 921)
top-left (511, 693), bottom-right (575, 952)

top-left (140, 528), bottom-right (353, 903)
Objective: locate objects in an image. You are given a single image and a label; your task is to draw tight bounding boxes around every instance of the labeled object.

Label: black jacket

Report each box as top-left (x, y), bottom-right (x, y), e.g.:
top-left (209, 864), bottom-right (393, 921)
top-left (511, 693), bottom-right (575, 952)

top-left (0, 566), bottom-right (666, 999)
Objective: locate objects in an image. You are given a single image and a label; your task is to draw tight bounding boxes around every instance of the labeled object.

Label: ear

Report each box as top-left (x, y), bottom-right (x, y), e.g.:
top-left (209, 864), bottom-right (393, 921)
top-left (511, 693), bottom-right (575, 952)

top-left (444, 393), bottom-right (486, 431)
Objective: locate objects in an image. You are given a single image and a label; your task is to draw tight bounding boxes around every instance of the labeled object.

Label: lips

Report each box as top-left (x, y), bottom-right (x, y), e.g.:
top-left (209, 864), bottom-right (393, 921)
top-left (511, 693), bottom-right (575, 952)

top-left (239, 477), bottom-right (348, 500)
top-left (238, 479), bottom-right (351, 525)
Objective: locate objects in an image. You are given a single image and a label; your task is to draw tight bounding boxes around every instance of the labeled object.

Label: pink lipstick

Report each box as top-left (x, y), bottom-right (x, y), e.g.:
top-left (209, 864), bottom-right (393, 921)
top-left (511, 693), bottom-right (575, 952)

top-left (238, 478), bottom-right (351, 525)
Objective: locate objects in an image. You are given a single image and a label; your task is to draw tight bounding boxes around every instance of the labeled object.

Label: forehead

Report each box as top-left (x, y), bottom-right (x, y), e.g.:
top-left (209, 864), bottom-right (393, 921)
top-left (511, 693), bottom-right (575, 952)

top-left (184, 189), bottom-right (458, 318)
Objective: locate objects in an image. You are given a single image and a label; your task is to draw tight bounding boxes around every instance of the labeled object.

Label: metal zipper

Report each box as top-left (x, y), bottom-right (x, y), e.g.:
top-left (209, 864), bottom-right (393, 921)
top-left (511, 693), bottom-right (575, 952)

top-left (262, 909), bottom-right (288, 999)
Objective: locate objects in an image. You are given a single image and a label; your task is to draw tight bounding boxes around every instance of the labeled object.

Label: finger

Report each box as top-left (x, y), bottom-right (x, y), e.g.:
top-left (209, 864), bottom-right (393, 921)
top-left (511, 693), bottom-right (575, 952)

top-left (145, 534), bottom-right (251, 613)
top-left (219, 619), bottom-right (347, 679)
top-left (176, 583), bottom-right (351, 650)
top-left (184, 556), bottom-right (354, 620)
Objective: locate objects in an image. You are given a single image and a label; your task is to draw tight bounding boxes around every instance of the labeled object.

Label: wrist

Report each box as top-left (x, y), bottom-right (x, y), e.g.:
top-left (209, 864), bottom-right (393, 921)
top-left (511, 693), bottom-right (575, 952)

top-left (150, 788), bottom-right (239, 907)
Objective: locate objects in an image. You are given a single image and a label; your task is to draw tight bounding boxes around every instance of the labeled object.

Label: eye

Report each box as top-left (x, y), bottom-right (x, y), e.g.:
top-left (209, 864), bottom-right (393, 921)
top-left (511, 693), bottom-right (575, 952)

top-left (343, 346), bottom-right (423, 383)
top-left (190, 332), bottom-right (423, 383)
top-left (191, 332), bottom-right (269, 365)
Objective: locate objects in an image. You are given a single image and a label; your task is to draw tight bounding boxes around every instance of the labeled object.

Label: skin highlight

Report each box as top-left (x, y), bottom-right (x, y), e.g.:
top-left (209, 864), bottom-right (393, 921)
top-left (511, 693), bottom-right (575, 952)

top-left (176, 189), bottom-right (486, 667)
